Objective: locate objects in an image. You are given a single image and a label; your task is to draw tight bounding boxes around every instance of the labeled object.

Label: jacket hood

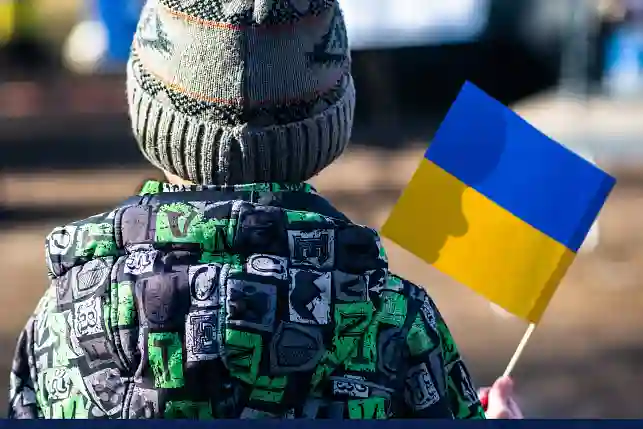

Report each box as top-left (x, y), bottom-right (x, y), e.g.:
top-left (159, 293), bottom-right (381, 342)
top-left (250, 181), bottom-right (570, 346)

top-left (40, 181), bottom-right (393, 417)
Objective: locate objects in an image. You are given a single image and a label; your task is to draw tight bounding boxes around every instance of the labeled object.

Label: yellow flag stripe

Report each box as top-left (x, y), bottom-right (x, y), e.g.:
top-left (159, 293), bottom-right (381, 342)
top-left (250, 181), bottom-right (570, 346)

top-left (381, 159), bottom-right (575, 323)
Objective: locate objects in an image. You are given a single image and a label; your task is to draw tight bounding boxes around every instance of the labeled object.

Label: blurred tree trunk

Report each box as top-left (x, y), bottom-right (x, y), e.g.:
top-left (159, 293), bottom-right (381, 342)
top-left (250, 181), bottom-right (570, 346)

top-left (360, 50), bottom-right (400, 146)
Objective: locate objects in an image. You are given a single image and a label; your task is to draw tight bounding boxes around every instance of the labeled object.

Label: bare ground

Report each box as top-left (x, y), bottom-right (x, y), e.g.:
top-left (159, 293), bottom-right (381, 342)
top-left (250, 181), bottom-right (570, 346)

top-left (1, 147), bottom-right (642, 418)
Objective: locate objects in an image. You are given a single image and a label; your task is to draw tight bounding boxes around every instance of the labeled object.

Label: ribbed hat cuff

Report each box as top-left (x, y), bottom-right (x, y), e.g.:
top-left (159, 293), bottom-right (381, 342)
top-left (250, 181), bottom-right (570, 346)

top-left (127, 64), bottom-right (355, 185)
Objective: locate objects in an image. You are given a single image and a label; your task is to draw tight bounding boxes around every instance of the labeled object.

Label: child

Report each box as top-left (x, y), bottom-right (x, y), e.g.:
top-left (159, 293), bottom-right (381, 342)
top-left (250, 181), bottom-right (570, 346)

top-left (8, 0), bottom-right (488, 419)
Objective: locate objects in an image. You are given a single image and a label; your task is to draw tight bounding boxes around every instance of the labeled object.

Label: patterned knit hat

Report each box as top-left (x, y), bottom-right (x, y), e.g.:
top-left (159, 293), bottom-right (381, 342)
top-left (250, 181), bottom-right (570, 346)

top-left (127, 0), bottom-right (355, 185)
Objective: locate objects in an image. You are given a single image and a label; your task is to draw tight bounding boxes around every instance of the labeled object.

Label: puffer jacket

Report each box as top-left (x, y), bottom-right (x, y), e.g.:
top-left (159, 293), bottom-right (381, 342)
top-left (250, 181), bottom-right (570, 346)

top-left (8, 181), bottom-right (485, 419)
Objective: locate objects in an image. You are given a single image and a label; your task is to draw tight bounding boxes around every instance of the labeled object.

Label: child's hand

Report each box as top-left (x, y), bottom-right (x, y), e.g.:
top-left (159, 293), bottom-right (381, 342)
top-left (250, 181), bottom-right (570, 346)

top-left (478, 376), bottom-right (524, 419)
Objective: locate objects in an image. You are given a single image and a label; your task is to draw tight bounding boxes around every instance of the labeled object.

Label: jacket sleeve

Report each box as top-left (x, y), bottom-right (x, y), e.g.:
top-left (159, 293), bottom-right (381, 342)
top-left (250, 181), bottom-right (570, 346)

top-left (8, 316), bottom-right (40, 419)
top-left (397, 276), bottom-right (486, 419)
top-left (7, 272), bottom-right (61, 419)
top-left (434, 304), bottom-right (486, 419)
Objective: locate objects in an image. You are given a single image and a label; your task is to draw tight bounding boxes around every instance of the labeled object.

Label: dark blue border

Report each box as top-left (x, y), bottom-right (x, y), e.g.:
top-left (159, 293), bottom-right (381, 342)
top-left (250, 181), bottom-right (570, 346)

top-left (1, 420), bottom-right (642, 428)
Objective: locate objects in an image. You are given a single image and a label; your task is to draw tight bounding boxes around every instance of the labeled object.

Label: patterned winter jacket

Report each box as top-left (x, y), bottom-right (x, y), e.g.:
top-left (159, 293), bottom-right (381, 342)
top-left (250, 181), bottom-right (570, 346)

top-left (8, 181), bottom-right (485, 419)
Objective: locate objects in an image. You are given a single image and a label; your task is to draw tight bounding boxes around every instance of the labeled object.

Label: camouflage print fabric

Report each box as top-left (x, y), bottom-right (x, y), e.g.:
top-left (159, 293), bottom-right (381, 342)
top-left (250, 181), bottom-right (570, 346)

top-left (8, 182), bottom-right (486, 419)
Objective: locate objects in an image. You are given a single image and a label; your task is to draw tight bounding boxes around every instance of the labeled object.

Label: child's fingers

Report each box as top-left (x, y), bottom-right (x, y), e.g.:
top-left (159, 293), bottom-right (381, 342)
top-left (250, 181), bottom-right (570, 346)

top-left (486, 376), bottom-right (521, 419)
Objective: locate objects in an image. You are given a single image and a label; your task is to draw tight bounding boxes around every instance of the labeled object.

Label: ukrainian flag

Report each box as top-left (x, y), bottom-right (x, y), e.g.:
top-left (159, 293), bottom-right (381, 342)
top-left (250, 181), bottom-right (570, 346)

top-left (381, 82), bottom-right (616, 324)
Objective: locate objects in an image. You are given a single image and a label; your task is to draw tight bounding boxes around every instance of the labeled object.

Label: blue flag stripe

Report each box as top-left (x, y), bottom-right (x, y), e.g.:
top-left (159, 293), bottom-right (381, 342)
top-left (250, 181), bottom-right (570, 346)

top-left (424, 82), bottom-right (616, 252)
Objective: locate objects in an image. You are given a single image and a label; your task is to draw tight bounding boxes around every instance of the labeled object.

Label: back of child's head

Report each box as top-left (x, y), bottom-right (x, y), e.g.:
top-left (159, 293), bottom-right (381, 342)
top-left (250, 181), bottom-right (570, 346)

top-left (127, 0), bottom-right (355, 185)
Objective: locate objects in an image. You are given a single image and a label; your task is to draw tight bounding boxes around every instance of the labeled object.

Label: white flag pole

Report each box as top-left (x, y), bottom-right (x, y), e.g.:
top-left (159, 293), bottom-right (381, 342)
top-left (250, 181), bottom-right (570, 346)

top-left (502, 323), bottom-right (537, 377)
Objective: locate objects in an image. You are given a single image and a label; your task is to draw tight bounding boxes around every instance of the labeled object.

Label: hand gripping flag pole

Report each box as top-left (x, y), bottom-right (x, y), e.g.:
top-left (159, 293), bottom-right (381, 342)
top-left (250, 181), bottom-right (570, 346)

top-left (381, 81), bottom-right (616, 380)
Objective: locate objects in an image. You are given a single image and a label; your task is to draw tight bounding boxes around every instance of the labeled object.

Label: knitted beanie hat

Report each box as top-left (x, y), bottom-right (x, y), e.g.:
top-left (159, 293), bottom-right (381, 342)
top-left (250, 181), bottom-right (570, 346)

top-left (127, 0), bottom-right (355, 185)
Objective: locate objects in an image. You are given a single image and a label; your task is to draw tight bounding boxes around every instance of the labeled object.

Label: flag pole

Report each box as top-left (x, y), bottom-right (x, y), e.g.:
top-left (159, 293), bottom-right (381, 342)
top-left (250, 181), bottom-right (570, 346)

top-left (502, 323), bottom-right (537, 377)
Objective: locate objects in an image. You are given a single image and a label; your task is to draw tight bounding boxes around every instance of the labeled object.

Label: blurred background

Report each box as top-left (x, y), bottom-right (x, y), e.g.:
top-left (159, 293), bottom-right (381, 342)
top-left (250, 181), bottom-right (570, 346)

top-left (1, 0), bottom-right (642, 418)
